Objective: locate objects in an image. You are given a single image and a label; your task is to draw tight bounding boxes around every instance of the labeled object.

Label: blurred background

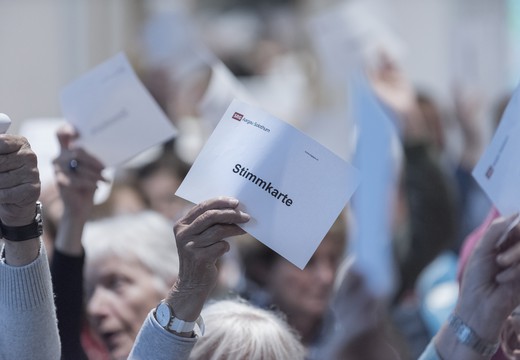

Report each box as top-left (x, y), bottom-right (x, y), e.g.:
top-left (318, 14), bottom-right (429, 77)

top-left (0, 0), bottom-right (518, 131)
top-left (3, 2), bottom-right (520, 358)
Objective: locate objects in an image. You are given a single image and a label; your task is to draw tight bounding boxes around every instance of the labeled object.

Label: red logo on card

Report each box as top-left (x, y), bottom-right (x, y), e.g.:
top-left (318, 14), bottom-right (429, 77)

top-left (232, 112), bottom-right (244, 121)
top-left (485, 166), bottom-right (494, 179)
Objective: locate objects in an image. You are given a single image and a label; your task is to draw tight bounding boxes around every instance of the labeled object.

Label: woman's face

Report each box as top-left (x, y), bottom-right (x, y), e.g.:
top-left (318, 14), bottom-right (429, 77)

top-left (267, 233), bottom-right (345, 319)
top-left (85, 254), bottom-right (166, 359)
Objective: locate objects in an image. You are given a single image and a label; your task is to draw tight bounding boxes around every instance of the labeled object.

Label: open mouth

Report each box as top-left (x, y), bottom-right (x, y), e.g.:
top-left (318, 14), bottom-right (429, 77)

top-left (101, 331), bottom-right (123, 351)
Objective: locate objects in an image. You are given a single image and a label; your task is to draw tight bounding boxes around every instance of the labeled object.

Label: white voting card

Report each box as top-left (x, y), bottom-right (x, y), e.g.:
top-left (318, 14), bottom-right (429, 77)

top-left (349, 74), bottom-right (399, 298)
top-left (60, 53), bottom-right (177, 166)
top-left (473, 83), bottom-right (520, 216)
top-left (176, 99), bottom-right (361, 269)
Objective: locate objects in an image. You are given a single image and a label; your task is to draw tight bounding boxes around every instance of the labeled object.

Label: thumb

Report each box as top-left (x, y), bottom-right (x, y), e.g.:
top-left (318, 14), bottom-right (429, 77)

top-left (477, 214), bottom-right (520, 255)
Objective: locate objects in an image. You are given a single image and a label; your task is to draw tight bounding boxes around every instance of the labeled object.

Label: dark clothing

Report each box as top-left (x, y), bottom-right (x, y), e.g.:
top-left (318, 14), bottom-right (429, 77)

top-left (51, 250), bottom-right (87, 360)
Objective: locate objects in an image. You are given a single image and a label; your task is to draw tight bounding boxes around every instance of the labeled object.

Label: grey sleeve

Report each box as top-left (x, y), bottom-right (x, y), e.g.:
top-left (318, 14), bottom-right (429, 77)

top-left (0, 244), bottom-right (61, 360)
top-left (129, 311), bottom-right (198, 360)
top-left (418, 340), bottom-right (442, 360)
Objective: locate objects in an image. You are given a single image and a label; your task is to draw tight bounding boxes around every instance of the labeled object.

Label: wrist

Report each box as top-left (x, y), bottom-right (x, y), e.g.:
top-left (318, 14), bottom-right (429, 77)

top-left (0, 202), bottom-right (43, 242)
top-left (435, 299), bottom-right (504, 360)
top-left (154, 300), bottom-right (205, 338)
top-left (454, 303), bottom-right (503, 343)
top-left (61, 205), bottom-right (92, 224)
top-left (3, 238), bottom-right (40, 266)
top-left (165, 281), bottom-right (210, 322)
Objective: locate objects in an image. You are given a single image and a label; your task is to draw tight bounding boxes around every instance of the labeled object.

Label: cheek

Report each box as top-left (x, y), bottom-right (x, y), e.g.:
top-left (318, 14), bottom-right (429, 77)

top-left (126, 285), bottom-right (164, 326)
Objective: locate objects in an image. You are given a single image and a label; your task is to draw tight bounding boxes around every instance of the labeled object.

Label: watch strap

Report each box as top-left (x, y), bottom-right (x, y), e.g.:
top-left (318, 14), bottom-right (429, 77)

top-left (448, 313), bottom-right (499, 356)
top-left (169, 314), bottom-right (205, 335)
top-left (155, 301), bottom-right (205, 336)
top-left (0, 202), bottom-right (43, 242)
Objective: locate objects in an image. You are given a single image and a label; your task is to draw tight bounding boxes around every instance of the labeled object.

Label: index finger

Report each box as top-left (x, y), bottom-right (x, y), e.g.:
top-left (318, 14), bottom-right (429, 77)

top-left (180, 197), bottom-right (240, 224)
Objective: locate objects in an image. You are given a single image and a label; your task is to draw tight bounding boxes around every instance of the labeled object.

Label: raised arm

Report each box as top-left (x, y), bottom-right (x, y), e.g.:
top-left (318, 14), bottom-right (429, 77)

top-left (0, 134), bottom-right (60, 360)
top-left (130, 196), bottom-right (250, 360)
top-left (420, 215), bottom-right (520, 360)
top-left (51, 123), bottom-right (105, 359)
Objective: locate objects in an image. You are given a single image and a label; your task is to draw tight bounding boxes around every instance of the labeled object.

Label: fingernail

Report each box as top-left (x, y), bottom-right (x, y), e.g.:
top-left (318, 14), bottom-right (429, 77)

top-left (229, 198), bottom-right (239, 206)
top-left (497, 254), bottom-right (507, 264)
top-left (240, 211), bottom-right (250, 220)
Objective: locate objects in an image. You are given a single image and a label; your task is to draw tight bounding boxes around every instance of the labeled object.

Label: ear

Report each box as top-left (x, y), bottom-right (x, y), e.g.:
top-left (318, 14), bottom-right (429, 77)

top-left (501, 318), bottom-right (520, 359)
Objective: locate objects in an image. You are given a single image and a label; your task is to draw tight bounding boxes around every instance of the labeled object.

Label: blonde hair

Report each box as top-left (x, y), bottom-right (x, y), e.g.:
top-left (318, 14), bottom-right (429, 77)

top-left (190, 299), bottom-right (305, 360)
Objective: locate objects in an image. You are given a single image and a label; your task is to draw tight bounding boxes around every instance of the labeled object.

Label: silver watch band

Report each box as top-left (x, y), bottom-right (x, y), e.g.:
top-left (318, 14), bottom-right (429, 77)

top-left (154, 301), bottom-right (205, 336)
top-left (448, 313), bottom-right (499, 357)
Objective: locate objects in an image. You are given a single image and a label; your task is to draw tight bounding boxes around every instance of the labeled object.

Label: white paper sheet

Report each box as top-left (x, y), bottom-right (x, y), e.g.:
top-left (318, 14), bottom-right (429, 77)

top-left (60, 53), bottom-right (178, 167)
top-left (473, 83), bottom-right (520, 216)
top-left (176, 99), bottom-right (360, 269)
top-left (19, 117), bottom-right (114, 205)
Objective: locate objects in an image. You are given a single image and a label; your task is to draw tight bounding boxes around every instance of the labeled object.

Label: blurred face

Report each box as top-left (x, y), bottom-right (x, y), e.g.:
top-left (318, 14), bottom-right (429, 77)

top-left (140, 169), bottom-right (190, 221)
top-left (85, 254), bottom-right (165, 359)
top-left (267, 233), bottom-right (345, 319)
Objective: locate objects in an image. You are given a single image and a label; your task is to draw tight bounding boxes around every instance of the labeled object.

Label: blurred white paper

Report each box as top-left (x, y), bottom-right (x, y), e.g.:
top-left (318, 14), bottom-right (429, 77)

top-left (473, 83), bottom-right (520, 216)
top-left (308, 0), bottom-right (405, 85)
top-left (60, 53), bottom-right (177, 166)
top-left (349, 74), bottom-right (398, 298)
top-left (176, 99), bottom-right (360, 269)
top-left (198, 61), bottom-right (256, 128)
top-left (18, 118), bottom-right (64, 188)
top-left (19, 118), bottom-right (114, 205)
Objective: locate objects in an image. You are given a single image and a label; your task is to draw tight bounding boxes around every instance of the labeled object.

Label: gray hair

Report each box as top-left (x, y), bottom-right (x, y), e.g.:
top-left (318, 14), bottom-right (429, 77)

top-left (190, 299), bottom-right (306, 360)
top-left (82, 211), bottom-right (179, 292)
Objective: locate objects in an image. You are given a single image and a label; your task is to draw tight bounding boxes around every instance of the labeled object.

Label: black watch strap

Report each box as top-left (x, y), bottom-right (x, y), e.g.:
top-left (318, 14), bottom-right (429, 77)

top-left (0, 202), bottom-right (43, 242)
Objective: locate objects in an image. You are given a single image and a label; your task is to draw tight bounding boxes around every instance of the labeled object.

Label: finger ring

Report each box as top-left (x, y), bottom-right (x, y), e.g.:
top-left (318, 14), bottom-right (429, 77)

top-left (69, 159), bottom-right (79, 173)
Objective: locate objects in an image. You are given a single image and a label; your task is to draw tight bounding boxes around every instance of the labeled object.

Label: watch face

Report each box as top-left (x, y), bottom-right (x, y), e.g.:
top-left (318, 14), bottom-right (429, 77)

top-left (156, 302), bottom-right (171, 327)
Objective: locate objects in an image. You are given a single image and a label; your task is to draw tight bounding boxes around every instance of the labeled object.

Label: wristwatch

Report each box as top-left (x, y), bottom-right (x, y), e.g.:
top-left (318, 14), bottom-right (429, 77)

top-left (448, 313), bottom-right (500, 356)
top-left (154, 300), bottom-right (205, 336)
top-left (0, 201), bottom-right (43, 242)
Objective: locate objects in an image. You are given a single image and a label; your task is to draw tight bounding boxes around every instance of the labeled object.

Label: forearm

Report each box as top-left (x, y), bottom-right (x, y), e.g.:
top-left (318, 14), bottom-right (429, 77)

top-left (54, 210), bottom-right (86, 256)
top-left (0, 242), bottom-right (61, 359)
top-left (433, 304), bottom-right (501, 360)
top-left (51, 250), bottom-right (86, 359)
top-left (130, 311), bottom-right (197, 360)
top-left (434, 325), bottom-right (495, 360)
top-left (163, 279), bottom-right (210, 338)
top-left (2, 237), bottom-right (40, 266)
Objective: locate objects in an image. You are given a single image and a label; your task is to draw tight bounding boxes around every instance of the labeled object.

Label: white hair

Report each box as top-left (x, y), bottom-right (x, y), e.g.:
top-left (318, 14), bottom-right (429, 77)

top-left (190, 299), bottom-right (305, 360)
top-left (82, 211), bottom-right (179, 291)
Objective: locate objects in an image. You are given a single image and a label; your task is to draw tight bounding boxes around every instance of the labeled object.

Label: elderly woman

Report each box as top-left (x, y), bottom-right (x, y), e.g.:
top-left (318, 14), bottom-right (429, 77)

top-left (83, 211), bottom-right (179, 359)
top-left (51, 124), bottom-right (178, 359)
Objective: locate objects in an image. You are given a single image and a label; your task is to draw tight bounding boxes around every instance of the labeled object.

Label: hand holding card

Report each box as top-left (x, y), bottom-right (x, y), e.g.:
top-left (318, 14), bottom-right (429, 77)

top-left (176, 99), bottom-right (360, 269)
